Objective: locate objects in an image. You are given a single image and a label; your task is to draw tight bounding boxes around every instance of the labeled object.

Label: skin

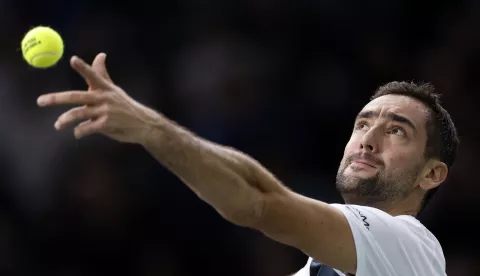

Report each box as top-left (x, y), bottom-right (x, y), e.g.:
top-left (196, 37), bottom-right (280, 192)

top-left (36, 53), bottom-right (449, 274)
top-left (335, 95), bottom-right (448, 216)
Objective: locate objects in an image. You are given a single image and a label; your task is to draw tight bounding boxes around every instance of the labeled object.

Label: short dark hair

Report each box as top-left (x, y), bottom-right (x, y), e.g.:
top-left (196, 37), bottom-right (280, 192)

top-left (370, 81), bottom-right (459, 212)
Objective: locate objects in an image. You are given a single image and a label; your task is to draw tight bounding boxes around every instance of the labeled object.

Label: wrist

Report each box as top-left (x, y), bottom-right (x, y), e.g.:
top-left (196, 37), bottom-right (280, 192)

top-left (137, 111), bottom-right (164, 147)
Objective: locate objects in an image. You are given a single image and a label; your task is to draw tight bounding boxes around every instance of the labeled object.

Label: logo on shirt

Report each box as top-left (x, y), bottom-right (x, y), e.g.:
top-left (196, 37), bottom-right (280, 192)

top-left (346, 206), bottom-right (370, 230)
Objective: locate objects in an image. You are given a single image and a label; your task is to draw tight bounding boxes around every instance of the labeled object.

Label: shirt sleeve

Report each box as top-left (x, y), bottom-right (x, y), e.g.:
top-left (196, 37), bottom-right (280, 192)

top-left (330, 204), bottom-right (445, 276)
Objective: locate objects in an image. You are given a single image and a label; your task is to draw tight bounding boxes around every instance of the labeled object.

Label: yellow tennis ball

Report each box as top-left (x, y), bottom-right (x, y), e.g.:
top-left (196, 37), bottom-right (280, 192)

top-left (21, 26), bottom-right (64, 68)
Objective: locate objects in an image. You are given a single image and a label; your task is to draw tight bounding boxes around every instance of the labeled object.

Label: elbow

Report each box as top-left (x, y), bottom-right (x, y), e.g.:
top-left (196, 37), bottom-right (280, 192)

top-left (222, 194), bottom-right (266, 228)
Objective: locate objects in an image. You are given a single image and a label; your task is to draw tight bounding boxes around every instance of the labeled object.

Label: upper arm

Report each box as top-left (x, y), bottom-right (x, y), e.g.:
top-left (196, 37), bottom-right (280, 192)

top-left (254, 191), bottom-right (357, 274)
top-left (255, 192), bottom-right (443, 276)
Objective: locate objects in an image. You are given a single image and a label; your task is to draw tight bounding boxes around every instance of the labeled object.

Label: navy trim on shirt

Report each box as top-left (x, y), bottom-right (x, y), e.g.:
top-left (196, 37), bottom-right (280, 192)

top-left (310, 259), bottom-right (354, 276)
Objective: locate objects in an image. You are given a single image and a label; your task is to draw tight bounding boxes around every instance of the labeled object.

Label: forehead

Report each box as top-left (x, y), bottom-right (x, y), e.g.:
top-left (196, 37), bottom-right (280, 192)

top-left (361, 94), bottom-right (429, 127)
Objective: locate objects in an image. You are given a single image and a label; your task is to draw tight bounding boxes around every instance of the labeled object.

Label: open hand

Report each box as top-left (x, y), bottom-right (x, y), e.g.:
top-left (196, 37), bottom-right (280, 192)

top-left (37, 53), bottom-right (157, 143)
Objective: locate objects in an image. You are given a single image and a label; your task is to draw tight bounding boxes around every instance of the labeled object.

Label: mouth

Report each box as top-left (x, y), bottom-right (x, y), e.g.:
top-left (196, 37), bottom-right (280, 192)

top-left (351, 159), bottom-right (377, 169)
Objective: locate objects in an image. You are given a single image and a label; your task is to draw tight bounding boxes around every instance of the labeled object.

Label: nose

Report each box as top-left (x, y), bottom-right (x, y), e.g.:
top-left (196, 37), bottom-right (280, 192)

top-left (360, 129), bottom-right (379, 153)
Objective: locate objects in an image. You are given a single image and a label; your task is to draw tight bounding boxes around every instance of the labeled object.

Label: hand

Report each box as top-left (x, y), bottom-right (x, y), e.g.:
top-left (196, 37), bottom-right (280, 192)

top-left (37, 53), bottom-right (157, 143)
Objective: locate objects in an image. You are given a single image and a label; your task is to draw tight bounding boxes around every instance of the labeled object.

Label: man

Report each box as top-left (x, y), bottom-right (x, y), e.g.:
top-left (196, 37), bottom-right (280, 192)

top-left (37, 53), bottom-right (459, 276)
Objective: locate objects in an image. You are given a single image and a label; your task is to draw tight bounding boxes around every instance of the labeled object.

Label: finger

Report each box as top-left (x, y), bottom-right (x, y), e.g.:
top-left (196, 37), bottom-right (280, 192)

top-left (37, 91), bottom-right (104, 107)
top-left (70, 56), bottom-right (111, 90)
top-left (74, 116), bottom-right (107, 139)
top-left (76, 119), bottom-right (92, 128)
top-left (55, 105), bottom-right (107, 130)
top-left (92, 53), bottom-right (112, 83)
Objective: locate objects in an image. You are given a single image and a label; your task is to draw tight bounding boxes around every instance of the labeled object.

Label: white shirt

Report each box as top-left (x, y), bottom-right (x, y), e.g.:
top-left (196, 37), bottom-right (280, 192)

top-left (294, 204), bottom-right (446, 276)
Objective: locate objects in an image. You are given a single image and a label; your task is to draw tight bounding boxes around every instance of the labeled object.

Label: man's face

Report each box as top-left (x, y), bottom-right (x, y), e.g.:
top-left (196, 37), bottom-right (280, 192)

top-left (336, 94), bottom-right (430, 204)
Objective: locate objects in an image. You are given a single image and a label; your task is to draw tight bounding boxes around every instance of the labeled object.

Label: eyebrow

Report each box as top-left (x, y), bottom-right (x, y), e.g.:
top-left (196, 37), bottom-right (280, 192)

top-left (356, 110), bottom-right (417, 132)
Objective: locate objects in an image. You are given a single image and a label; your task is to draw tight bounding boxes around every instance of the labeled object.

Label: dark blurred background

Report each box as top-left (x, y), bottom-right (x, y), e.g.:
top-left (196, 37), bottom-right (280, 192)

top-left (0, 0), bottom-right (478, 275)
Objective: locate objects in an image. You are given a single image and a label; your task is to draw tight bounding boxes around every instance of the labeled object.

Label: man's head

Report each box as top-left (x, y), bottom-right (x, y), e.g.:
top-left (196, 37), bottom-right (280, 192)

top-left (336, 81), bottom-right (459, 213)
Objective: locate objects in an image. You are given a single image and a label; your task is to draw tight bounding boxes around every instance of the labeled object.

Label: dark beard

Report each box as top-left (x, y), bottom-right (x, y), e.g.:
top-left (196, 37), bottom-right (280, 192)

top-left (335, 164), bottom-right (421, 206)
top-left (335, 171), bottom-right (391, 206)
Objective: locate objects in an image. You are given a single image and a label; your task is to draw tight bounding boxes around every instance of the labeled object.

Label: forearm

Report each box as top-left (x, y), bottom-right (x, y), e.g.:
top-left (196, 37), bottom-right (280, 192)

top-left (140, 112), bottom-right (288, 226)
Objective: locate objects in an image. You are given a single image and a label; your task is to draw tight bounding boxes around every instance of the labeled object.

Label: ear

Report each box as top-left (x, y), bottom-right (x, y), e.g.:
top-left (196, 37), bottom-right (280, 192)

top-left (418, 159), bottom-right (448, 191)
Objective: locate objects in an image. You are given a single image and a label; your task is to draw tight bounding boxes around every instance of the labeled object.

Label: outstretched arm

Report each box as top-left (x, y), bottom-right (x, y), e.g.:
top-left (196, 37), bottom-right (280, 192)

top-left (141, 114), bottom-right (356, 269)
top-left (37, 54), bottom-right (357, 274)
top-left (141, 115), bottom-right (282, 225)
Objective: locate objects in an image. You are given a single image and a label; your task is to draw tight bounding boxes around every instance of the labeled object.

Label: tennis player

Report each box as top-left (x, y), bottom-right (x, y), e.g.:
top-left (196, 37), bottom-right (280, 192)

top-left (37, 53), bottom-right (459, 276)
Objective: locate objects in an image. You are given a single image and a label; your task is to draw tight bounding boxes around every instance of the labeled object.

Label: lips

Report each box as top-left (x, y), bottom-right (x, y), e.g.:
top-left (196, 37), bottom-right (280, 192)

top-left (351, 159), bottom-right (377, 168)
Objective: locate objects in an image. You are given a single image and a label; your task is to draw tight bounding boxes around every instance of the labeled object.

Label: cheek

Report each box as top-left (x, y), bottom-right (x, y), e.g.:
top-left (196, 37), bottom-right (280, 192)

top-left (341, 137), bottom-right (358, 164)
top-left (384, 151), bottom-right (416, 172)
top-left (344, 135), bottom-right (360, 153)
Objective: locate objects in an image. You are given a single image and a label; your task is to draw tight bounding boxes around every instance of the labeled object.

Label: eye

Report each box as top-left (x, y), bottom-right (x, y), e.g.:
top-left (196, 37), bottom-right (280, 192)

top-left (388, 127), bottom-right (406, 137)
top-left (355, 122), bottom-right (369, 131)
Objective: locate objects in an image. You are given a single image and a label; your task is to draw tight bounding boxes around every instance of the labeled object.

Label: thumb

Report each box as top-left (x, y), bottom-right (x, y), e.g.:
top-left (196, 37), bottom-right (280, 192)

top-left (92, 53), bottom-right (112, 83)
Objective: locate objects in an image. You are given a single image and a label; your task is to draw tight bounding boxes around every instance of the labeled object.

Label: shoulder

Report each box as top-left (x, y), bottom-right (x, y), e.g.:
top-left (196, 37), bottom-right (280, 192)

top-left (330, 204), bottom-right (446, 275)
top-left (331, 203), bottom-right (443, 249)
top-left (331, 203), bottom-right (434, 236)
top-left (395, 215), bottom-right (446, 266)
